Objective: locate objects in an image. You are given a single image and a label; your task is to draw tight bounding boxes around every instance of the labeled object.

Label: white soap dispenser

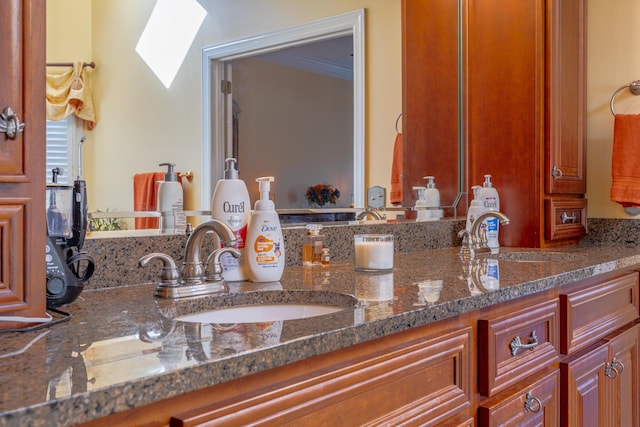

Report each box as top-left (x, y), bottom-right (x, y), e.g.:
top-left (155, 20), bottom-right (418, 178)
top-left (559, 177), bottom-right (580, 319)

top-left (211, 158), bottom-right (251, 281)
top-left (424, 176), bottom-right (442, 219)
top-left (412, 186), bottom-right (431, 221)
top-left (245, 177), bottom-right (285, 282)
top-left (479, 174), bottom-right (500, 253)
top-left (157, 162), bottom-right (186, 234)
top-left (465, 185), bottom-right (483, 232)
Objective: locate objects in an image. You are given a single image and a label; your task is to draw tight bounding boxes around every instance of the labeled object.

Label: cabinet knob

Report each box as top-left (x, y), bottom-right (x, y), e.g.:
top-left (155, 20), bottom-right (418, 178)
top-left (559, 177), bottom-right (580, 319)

top-left (0, 107), bottom-right (25, 140)
top-left (510, 330), bottom-right (539, 356)
top-left (551, 166), bottom-right (563, 179)
top-left (524, 391), bottom-right (542, 413)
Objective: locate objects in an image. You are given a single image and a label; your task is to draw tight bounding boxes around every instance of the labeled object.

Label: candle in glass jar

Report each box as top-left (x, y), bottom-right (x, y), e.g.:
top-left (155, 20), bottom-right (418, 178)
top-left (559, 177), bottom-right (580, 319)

top-left (354, 234), bottom-right (394, 272)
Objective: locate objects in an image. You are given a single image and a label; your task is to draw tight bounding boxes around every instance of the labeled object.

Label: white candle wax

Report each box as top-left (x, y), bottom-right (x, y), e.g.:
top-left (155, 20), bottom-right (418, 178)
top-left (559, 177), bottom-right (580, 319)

top-left (355, 240), bottom-right (394, 270)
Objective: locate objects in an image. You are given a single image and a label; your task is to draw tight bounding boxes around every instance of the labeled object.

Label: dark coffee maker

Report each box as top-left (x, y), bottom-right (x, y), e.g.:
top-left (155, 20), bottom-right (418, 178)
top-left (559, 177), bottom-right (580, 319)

top-left (46, 166), bottom-right (95, 307)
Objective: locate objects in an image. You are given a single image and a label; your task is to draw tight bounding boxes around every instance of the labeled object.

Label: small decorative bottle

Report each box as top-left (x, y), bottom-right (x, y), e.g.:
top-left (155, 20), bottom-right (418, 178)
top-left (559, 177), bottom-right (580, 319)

top-left (303, 224), bottom-right (325, 267)
top-left (321, 248), bottom-right (331, 266)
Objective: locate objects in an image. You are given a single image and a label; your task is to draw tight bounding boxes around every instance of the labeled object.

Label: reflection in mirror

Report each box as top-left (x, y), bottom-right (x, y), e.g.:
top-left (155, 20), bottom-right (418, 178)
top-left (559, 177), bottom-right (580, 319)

top-left (202, 10), bottom-right (365, 211)
top-left (46, 2), bottom-right (402, 235)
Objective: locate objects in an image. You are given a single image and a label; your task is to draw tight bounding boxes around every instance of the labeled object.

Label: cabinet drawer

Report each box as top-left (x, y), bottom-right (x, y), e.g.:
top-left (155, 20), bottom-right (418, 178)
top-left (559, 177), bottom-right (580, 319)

top-left (478, 368), bottom-right (559, 426)
top-left (560, 271), bottom-right (639, 354)
top-left (171, 326), bottom-right (472, 426)
top-left (545, 198), bottom-right (587, 241)
top-left (478, 298), bottom-right (559, 397)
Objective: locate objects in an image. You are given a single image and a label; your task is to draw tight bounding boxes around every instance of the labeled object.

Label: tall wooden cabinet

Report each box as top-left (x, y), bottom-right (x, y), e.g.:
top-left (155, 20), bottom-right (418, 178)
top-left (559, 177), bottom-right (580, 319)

top-left (0, 0), bottom-right (47, 324)
top-left (402, 0), bottom-right (587, 247)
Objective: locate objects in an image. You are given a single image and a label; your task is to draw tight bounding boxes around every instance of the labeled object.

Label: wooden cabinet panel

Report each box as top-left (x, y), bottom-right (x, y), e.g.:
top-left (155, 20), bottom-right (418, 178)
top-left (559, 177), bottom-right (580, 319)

top-left (478, 369), bottom-right (559, 426)
top-left (478, 298), bottom-right (559, 397)
top-left (401, 0), bottom-right (461, 210)
top-left (606, 324), bottom-right (639, 427)
top-left (545, 0), bottom-right (587, 195)
top-left (0, 0), bottom-right (46, 322)
top-left (560, 272), bottom-right (639, 355)
top-left (560, 343), bottom-right (609, 426)
top-left (171, 326), bottom-right (471, 427)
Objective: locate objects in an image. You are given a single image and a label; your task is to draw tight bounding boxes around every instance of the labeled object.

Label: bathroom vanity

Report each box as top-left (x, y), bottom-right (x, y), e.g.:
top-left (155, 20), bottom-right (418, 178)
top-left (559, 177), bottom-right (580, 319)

top-left (0, 227), bottom-right (638, 426)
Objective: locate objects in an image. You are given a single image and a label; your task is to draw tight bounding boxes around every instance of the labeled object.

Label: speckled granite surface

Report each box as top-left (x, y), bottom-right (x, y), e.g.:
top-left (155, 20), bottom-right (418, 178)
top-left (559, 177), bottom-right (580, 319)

top-left (1, 219), bottom-right (639, 426)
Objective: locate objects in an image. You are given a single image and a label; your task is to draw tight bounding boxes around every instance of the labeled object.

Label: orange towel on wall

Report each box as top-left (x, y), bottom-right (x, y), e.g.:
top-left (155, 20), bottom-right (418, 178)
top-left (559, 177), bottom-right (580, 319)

top-left (390, 132), bottom-right (403, 204)
top-left (133, 172), bottom-right (164, 229)
top-left (611, 114), bottom-right (640, 207)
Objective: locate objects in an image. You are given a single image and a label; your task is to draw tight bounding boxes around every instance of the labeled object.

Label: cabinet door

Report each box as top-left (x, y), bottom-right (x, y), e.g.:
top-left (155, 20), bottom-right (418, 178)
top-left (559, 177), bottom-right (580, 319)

top-left (0, 0), bottom-right (46, 320)
top-left (607, 324), bottom-right (639, 427)
top-left (560, 344), bottom-right (609, 426)
top-left (545, 0), bottom-right (587, 194)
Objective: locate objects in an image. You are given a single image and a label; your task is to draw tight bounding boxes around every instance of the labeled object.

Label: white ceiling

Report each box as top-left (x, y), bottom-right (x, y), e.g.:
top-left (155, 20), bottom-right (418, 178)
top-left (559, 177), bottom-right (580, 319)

top-left (254, 35), bottom-right (354, 80)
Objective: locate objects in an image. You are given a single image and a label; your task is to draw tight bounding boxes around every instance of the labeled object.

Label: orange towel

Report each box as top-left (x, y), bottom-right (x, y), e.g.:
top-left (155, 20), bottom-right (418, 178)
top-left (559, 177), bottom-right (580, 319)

top-left (611, 114), bottom-right (640, 207)
top-left (133, 172), bottom-right (164, 229)
top-left (390, 133), bottom-right (403, 204)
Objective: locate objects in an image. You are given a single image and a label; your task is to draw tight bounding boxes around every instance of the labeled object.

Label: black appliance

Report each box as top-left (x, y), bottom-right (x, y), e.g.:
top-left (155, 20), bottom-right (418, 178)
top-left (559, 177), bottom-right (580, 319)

top-left (46, 138), bottom-right (95, 307)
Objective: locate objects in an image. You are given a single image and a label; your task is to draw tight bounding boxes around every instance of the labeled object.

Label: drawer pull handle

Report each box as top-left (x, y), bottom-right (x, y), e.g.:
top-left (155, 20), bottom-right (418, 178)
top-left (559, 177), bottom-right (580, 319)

top-left (510, 331), bottom-right (538, 356)
top-left (524, 391), bottom-right (542, 413)
top-left (0, 107), bottom-right (25, 140)
top-left (551, 166), bottom-right (563, 179)
top-left (561, 211), bottom-right (577, 224)
top-left (605, 358), bottom-right (625, 379)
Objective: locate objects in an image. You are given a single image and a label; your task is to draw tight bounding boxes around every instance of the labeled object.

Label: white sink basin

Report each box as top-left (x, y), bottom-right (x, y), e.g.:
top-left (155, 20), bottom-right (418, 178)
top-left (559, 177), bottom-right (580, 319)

top-left (176, 303), bottom-right (347, 324)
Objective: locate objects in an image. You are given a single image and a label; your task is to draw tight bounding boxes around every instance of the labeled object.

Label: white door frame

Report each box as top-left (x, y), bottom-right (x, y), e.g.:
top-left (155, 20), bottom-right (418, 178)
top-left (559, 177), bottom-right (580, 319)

top-left (201, 9), bottom-right (365, 209)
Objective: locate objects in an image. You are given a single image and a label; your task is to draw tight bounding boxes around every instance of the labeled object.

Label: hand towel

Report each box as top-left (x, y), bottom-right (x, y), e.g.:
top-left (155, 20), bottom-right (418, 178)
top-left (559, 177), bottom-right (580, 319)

top-left (133, 172), bottom-right (164, 229)
top-left (611, 114), bottom-right (640, 207)
top-left (390, 132), bottom-right (403, 205)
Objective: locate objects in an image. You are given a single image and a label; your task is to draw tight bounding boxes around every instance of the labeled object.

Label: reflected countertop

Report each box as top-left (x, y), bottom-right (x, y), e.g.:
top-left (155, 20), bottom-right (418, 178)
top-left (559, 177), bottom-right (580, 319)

top-left (1, 244), bottom-right (640, 426)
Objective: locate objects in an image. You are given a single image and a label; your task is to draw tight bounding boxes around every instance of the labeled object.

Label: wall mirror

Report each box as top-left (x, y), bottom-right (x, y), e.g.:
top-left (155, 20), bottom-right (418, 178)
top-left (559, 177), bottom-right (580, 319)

top-left (45, 1), bottom-right (405, 235)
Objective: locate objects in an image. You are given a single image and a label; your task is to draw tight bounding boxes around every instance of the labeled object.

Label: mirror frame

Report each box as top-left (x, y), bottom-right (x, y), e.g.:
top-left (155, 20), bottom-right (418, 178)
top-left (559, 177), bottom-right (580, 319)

top-left (201, 9), bottom-right (365, 210)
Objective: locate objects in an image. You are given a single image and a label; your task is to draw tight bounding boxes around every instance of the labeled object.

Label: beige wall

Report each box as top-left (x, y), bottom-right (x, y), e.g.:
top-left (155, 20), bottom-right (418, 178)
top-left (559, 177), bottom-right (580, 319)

top-left (46, 0), bottom-right (402, 213)
top-left (587, 0), bottom-right (640, 218)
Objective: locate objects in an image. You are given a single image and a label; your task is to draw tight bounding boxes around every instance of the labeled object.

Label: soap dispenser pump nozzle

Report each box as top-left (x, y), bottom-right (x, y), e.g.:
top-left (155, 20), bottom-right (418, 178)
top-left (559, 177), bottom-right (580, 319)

top-left (224, 158), bottom-right (239, 179)
top-left (159, 162), bottom-right (178, 182)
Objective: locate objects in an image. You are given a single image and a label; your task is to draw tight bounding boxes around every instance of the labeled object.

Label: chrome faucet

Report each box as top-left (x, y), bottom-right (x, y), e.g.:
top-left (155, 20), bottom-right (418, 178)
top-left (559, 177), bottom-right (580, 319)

top-left (139, 219), bottom-right (239, 299)
top-left (356, 208), bottom-right (386, 221)
top-left (458, 211), bottom-right (510, 255)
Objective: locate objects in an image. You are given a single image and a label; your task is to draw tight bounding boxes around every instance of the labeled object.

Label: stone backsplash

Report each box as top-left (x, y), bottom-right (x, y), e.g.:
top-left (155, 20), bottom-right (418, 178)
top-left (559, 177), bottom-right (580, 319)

top-left (82, 219), bottom-right (465, 289)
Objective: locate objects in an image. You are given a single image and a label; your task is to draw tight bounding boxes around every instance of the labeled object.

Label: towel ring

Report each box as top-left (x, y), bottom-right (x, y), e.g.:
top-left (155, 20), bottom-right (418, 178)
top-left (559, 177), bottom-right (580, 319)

top-left (610, 80), bottom-right (640, 115)
top-left (395, 113), bottom-right (403, 133)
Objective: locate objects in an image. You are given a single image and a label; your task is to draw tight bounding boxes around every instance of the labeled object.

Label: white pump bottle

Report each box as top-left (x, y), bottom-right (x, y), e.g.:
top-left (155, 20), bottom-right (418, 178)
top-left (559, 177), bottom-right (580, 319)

top-left (157, 162), bottom-right (186, 234)
top-left (245, 177), bottom-right (285, 282)
top-left (211, 158), bottom-right (250, 281)
top-left (479, 174), bottom-right (500, 253)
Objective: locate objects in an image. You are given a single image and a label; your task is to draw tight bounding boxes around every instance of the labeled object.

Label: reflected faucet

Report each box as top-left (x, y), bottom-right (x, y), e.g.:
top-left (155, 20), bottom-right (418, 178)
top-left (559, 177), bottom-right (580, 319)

top-left (139, 220), bottom-right (238, 299)
top-left (356, 208), bottom-right (386, 221)
top-left (458, 211), bottom-right (510, 256)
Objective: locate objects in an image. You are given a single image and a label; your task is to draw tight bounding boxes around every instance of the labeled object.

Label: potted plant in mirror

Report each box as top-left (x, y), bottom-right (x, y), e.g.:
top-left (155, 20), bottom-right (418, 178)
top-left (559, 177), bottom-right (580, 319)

top-left (305, 184), bottom-right (340, 208)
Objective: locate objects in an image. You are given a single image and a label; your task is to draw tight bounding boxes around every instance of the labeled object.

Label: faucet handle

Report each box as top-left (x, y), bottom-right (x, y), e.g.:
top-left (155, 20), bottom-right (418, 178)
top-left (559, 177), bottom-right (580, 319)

top-left (139, 253), bottom-right (181, 296)
top-left (205, 247), bottom-right (242, 282)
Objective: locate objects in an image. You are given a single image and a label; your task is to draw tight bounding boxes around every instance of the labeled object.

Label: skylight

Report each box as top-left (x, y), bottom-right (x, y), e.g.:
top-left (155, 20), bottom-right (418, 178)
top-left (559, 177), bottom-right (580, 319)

top-left (135, 0), bottom-right (207, 88)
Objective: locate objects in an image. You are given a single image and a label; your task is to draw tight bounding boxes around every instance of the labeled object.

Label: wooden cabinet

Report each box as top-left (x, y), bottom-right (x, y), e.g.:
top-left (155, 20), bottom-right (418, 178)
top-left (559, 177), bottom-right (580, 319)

top-left (561, 324), bottom-right (639, 426)
top-left (402, 0), bottom-right (587, 247)
top-left (0, 0), bottom-right (46, 325)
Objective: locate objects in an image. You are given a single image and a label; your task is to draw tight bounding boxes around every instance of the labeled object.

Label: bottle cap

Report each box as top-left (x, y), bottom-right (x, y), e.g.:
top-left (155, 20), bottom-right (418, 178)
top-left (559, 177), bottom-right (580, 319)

top-left (256, 176), bottom-right (274, 201)
top-left (424, 176), bottom-right (437, 189)
top-left (483, 174), bottom-right (493, 187)
top-left (306, 224), bottom-right (323, 235)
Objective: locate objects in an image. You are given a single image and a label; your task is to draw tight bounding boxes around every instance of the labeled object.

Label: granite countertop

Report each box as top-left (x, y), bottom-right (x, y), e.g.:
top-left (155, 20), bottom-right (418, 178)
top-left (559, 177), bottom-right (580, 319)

top-left (1, 244), bottom-right (640, 426)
